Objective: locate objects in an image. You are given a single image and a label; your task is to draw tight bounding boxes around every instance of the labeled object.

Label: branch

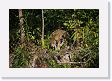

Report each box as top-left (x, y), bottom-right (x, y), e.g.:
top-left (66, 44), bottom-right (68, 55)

top-left (57, 61), bottom-right (86, 64)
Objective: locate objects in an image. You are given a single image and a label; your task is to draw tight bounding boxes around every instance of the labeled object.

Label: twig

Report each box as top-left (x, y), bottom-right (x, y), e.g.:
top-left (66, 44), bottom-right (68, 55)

top-left (81, 53), bottom-right (90, 59)
top-left (57, 61), bottom-right (86, 64)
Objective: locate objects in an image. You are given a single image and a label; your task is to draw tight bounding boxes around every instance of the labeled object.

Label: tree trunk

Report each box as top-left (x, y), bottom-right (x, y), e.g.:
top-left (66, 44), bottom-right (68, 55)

top-left (18, 9), bottom-right (25, 45)
top-left (41, 9), bottom-right (45, 47)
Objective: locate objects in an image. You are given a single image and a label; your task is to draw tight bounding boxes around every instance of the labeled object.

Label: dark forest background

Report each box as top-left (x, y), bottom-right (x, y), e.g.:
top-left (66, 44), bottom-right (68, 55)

top-left (9, 9), bottom-right (99, 68)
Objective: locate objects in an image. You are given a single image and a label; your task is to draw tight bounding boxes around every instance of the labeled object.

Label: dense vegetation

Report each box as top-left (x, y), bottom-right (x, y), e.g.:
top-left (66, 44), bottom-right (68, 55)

top-left (9, 9), bottom-right (99, 68)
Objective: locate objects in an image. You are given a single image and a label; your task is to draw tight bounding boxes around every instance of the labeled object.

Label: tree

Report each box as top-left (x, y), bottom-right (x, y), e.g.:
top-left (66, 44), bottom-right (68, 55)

top-left (18, 9), bottom-right (25, 45)
top-left (41, 9), bottom-right (45, 47)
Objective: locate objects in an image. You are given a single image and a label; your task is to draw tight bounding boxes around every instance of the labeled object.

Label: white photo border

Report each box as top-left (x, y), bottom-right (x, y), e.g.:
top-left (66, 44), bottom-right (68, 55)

top-left (0, 0), bottom-right (108, 78)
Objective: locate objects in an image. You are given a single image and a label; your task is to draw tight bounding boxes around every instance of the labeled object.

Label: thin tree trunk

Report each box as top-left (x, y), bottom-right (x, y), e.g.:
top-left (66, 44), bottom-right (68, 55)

top-left (41, 9), bottom-right (45, 47)
top-left (18, 9), bottom-right (25, 45)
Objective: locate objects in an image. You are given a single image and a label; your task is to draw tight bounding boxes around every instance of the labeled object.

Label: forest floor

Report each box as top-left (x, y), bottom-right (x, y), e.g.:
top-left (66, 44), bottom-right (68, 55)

top-left (9, 40), bottom-right (94, 68)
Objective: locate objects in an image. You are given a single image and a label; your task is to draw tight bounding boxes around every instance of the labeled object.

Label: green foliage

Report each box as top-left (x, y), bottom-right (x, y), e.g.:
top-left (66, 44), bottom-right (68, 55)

top-left (48, 59), bottom-right (71, 68)
top-left (23, 10), bottom-right (42, 45)
top-left (63, 9), bottom-right (99, 67)
top-left (64, 10), bottom-right (98, 47)
top-left (12, 47), bottom-right (30, 68)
